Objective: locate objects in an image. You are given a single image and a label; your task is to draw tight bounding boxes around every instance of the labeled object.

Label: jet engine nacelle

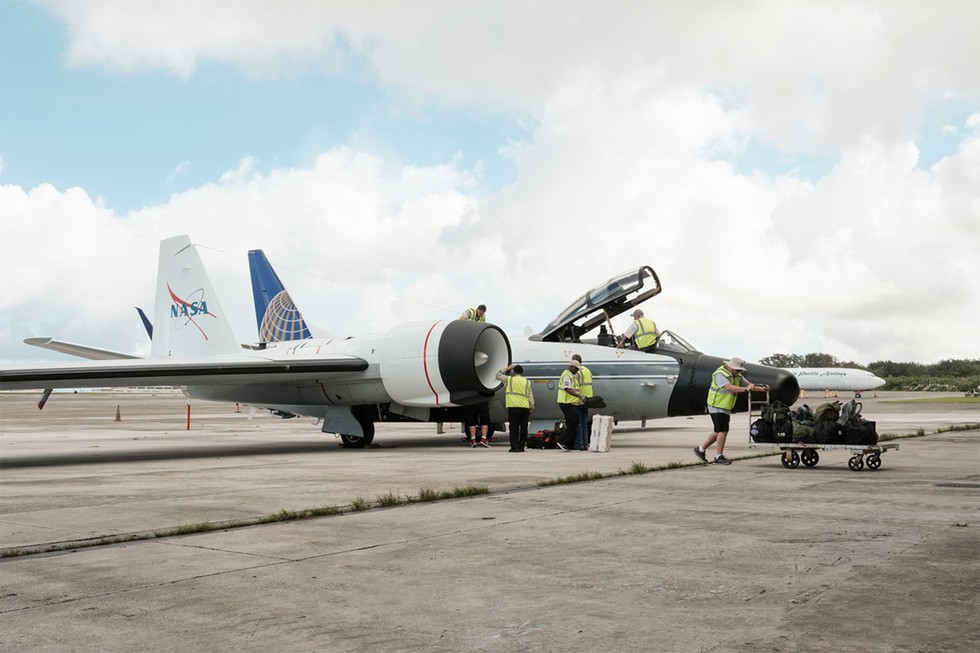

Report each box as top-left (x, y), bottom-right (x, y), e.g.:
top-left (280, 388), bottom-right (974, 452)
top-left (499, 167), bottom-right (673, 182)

top-left (380, 319), bottom-right (511, 407)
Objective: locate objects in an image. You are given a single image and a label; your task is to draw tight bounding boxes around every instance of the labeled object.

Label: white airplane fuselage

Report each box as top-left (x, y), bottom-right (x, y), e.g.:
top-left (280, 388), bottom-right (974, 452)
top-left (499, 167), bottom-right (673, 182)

top-left (782, 368), bottom-right (886, 392)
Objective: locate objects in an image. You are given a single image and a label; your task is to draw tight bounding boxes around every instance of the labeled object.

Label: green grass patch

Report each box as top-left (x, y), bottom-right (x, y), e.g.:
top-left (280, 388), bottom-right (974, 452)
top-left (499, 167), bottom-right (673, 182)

top-left (438, 484), bottom-right (489, 499)
top-left (415, 487), bottom-right (440, 502)
top-left (879, 423), bottom-right (979, 442)
top-left (348, 496), bottom-right (371, 512)
top-left (376, 491), bottom-right (406, 507)
top-left (539, 470), bottom-right (606, 486)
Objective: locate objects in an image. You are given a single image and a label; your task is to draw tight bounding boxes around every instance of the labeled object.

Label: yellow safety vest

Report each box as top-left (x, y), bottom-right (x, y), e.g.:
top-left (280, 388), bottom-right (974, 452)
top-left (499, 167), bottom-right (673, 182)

top-left (576, 366), bottom-right (593, 398)
top-left (462, 307), bottom-right (486, 322)
top-left (707, 365), bottom-right (742, 411)
top-left (633, 317), bottom-right (658, 349)
top-left (557, 369), bottom-right (581, 404)
top-left (504, 375), bottom-right (532, 409)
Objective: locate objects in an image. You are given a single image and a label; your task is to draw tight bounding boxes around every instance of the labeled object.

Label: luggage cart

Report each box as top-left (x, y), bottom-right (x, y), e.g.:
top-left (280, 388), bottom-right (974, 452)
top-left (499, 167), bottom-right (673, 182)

top-left (746, 392), bottom-right (899, 472)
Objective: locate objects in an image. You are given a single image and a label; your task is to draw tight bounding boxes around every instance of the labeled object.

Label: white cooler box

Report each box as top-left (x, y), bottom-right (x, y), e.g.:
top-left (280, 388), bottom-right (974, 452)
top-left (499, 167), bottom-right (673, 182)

top-left (588, 415), bottom-right (614, 452)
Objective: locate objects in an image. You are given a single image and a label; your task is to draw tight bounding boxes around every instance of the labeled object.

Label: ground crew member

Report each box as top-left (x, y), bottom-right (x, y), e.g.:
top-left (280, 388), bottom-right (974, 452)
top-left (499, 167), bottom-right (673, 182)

top-left (459, 304), bottom-right (487, 321)
top-left (694, 357), bottom-right (769, 465)
top-left (496, 364), bottom-right (534, 452)
top-left (557, 360), bottom-right (586, 451)
top-left (572, 354), bottom-right (592, 450)
top-left (616, 309), bottom-right (658, 351)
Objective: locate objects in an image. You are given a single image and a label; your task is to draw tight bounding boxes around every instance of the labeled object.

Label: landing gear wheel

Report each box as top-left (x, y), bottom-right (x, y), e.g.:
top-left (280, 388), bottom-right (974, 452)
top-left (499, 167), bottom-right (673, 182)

top-left (866, 453), bottom-right (881, 470)
top-left (781, 450), bottom-right (800, 469)
top-left (341, 414), bottom-right (376, 449)
top-left (801, 449), bottom-right (820, 467)
top-left (848, 455), bottom-right (864, 471)
top-left (340, 430), bottom-right (375, 448)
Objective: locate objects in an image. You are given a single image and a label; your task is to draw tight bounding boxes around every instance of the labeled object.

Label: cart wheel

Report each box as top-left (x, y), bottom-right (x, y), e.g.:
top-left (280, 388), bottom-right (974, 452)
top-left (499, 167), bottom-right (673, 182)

top-left (781, 450), bottom-right (800, 469)
top-left (866, 453), bottom-right (881, 470)
top-left (801, 449), bottom-right (819, 467)
top-left (848, 455), bottom-right (864, 471)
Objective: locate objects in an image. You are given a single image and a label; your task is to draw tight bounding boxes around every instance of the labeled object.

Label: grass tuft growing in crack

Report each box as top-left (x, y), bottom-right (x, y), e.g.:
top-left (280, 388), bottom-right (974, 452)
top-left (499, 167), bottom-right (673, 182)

top-left (376, 492), bottom-right (406, 507)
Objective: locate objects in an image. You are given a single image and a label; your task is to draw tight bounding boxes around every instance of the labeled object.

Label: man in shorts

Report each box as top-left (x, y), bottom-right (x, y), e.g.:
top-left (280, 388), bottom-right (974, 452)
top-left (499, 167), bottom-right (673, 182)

top-left (694, 357), bottom-right (768, 465)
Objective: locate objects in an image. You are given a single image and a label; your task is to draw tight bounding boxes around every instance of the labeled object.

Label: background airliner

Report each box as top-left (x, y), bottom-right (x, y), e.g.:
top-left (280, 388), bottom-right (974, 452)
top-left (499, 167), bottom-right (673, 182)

top-left (781, 367), bottom-right (886, 397)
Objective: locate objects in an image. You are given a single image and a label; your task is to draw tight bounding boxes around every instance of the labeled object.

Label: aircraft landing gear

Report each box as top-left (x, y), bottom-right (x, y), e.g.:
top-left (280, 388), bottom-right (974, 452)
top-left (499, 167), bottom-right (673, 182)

top-left (341, 410), bottom-right (376, 448)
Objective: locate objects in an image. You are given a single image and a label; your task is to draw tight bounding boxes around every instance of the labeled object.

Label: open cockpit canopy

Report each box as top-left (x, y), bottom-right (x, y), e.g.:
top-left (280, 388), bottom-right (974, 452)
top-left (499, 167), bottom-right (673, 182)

top-left (532, 266), bottom-right (663, 343)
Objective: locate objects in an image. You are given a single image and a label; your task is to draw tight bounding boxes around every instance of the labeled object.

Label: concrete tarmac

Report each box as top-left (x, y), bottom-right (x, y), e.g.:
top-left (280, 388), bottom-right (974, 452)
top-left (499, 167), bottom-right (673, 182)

top-left (1, 391), bottom-right (978, 652)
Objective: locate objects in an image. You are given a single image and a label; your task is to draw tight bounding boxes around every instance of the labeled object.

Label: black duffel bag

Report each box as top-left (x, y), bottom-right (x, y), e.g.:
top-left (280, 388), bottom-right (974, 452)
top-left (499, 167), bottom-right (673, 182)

top-left (773, 418), bottom-right (794, 443)
top-left (807, 420), bottom-right (843, 444)
top-left (750, 418), bottom-right (775, 443)
top-left (844, 420), bottom-right (878, 445)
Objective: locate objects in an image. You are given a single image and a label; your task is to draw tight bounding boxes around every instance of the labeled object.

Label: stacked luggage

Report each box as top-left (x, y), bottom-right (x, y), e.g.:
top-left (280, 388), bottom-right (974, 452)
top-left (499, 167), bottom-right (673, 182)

top-left (751, 399), bottom-right (877, 446)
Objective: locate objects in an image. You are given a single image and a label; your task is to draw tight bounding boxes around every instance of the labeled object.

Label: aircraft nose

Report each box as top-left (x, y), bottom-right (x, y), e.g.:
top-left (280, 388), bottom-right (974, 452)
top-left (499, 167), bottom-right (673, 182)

top-left (667, 355), bottom-right (800, 416)
top-left (743, 363), bottom-right (800, 406)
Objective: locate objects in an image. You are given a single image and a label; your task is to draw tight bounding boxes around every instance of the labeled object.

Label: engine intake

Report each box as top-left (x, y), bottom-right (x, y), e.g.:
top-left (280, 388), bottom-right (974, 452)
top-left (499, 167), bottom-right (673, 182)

top-left (380, 320), bottom-right (511, 407)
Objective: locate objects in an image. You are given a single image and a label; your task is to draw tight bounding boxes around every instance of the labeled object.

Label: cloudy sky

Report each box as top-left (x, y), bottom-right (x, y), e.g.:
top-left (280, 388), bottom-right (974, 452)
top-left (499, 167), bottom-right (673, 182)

top-left (1, 0), bottom-right (978, 367)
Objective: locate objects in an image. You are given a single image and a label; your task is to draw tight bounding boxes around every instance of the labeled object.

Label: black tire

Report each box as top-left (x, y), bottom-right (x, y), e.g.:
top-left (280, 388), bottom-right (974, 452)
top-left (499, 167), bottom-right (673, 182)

top-left (801, 449), bottom-right (819, 467)
top-left (848, 455), bottom-right (864, 471)
top-left (781, 450), bottom-right (800, 469)
top-left (866, 453), bottom-right (881, 470)
top-left (341, 412), bottom-right (376, 449)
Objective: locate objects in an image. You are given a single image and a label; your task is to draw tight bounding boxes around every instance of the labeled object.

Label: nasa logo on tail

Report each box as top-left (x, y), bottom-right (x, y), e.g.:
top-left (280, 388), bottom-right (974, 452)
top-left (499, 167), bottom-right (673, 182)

top-left (167, 283), bottom-right (218, 340)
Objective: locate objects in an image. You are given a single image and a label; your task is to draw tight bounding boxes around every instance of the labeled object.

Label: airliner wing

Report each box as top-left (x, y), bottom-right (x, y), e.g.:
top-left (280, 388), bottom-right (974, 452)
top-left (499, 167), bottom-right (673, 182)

top-left (0, 354), bottom-right (368, 390)
top-left (23, 337), bottom-right (141, 361)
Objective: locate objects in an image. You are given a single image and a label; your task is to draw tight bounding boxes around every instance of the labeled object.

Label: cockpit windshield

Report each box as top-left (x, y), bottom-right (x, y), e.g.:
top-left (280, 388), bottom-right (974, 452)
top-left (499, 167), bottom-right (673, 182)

top-left (653, 330), bottom-right (698, 355)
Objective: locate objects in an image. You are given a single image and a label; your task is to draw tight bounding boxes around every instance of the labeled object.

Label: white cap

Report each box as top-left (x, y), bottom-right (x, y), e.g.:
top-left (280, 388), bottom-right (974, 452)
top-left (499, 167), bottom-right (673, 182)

top-left (724, 357), bottom-right (746, 371)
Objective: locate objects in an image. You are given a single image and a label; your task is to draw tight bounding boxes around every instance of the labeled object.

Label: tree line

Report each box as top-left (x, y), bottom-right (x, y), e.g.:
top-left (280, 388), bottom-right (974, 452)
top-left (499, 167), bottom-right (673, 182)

top-left (757, 354), bottom-right (980, 392)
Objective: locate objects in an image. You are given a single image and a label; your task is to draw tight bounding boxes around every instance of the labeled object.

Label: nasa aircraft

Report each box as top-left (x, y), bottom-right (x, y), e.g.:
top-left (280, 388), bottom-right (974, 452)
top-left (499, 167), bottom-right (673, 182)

top-left (780, 367), bottom-right (886, 397)
top-left (0, 235), bottom-right (512, 443)
top-left (245, 253), bottom-right (801, 443)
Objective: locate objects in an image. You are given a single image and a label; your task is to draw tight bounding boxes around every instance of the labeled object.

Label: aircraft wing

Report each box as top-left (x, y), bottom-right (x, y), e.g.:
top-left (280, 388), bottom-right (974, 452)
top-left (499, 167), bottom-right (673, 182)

top-left (0, 354), bottom-right (368, 390)
top-left (23, 337), bottom-right (142, 361)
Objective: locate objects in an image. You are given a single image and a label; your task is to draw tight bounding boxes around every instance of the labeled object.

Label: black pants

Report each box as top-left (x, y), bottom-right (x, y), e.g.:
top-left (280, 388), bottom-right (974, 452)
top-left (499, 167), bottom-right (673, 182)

top-left (558, 403), bottom-right (580, 448)
top-left (507, 407), bottom-right (530, 450)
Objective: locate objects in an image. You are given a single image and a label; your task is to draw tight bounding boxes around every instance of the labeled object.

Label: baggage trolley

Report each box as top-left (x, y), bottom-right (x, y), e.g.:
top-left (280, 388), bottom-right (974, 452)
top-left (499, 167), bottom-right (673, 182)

top-left (746, 392), bottom-right (899, 472)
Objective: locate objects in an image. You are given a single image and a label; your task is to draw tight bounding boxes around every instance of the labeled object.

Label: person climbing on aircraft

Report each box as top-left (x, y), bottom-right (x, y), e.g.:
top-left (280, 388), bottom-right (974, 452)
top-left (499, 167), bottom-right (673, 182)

top-left (459, 304), bottom-right (487, 321)
top-left (571, 354), bottom-right (593, 450)
top-left (616, 309), bottom-right (658, 352)
top-left (694, 357), bottom-right (769, 465)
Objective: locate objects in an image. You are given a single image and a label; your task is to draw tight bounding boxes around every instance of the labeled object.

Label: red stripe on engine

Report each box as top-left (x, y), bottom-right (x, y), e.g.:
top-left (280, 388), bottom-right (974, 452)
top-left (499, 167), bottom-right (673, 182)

top-left (422, 321), bottom-right (442, 405)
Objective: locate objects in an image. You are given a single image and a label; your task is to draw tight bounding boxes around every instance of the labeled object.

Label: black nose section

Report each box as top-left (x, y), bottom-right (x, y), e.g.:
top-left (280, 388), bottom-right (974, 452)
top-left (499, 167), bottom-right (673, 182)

top-left (667, 354), bottom-right (800, 416)
top-left (743, 363), bottom-right (800, 407)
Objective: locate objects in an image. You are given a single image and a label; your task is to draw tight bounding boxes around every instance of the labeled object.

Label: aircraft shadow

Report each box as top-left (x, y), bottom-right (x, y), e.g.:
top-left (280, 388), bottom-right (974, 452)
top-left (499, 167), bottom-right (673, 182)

top-left (0, 440), bottom-right (344, 469)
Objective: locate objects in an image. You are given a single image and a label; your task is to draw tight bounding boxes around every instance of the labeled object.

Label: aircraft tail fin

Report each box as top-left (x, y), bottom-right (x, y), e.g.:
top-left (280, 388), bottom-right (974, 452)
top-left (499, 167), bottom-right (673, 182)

top-left (151, 235), bottom-right (241, 358)
top-left (136, 306), bottom-right (153, 339)
top-left (248, 249), bottom-right (312, 343)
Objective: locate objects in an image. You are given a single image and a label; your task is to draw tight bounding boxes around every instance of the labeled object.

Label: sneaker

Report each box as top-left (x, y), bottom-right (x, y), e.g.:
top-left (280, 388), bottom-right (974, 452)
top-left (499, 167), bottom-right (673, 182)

top-left (713, 455), bottom-right (732, 465)
top-left (480, 439), bottom-right (490, 448)
top-left (693, 447), bottom-right (707, 463)
top-left (470, 440), bottom-right (477, 448)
